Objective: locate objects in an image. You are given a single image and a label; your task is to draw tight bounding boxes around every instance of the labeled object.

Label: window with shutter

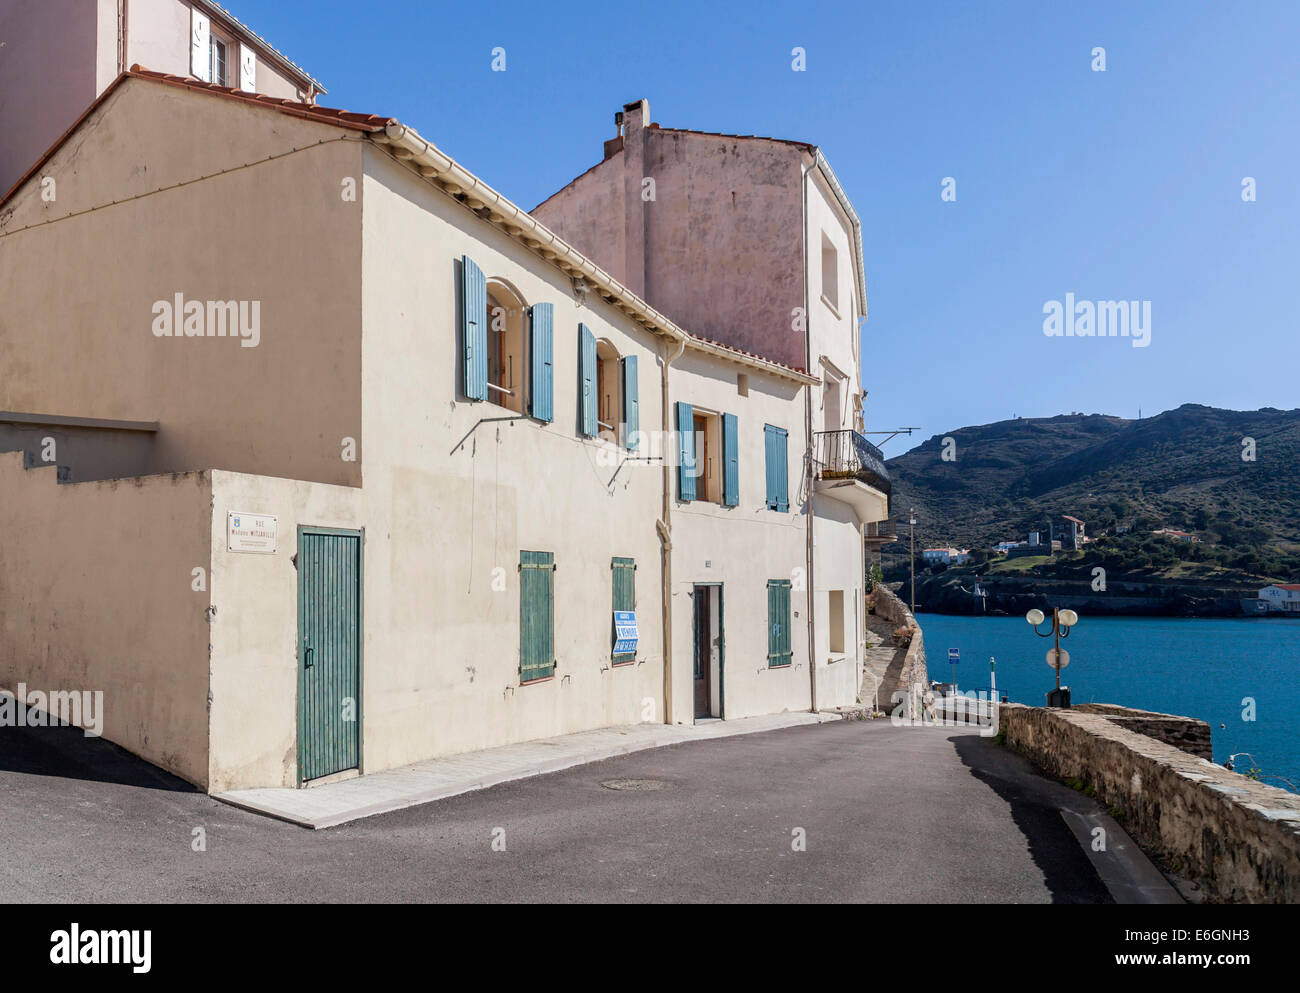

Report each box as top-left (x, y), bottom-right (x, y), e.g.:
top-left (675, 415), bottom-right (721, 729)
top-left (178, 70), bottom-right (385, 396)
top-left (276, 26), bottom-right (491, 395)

top-left (190, 11), bottom-right (211, 82)
top-left (722, 412), bottom-right (739, 506)
top-left (767, 579), bottom-right (793, 667)
top-left (239, 44), bottom-right (257, 92)
top-left (520, 551), bottom-right (555, 681)
top-left (461, 256), bottom-right (487, 401)
top-left (579, 324), bottom-right (597, 436)
top-left (622, 355), bottom-right (639, 450)
top-left (210, 37), bottom-right (229, 86)
top-left (676, 402), bottom-right (696, 501)
top-left (611, 557), bottom-right (636, 663)
top-left (529, 303), bottom-right (554, 422)
top-left (764, 425), bottom-right (789, 512)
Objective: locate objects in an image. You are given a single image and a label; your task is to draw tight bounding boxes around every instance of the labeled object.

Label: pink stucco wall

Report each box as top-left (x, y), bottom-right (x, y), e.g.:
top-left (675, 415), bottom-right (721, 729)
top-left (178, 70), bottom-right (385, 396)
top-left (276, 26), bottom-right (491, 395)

top-left (533, 108), bottom-right (809, 372)
top-left (0, 0), bottom-right (100, 196)
top-left (0, 0), bottom-right (314, 196)
top-left (126, 0), bottom-right (307, 101)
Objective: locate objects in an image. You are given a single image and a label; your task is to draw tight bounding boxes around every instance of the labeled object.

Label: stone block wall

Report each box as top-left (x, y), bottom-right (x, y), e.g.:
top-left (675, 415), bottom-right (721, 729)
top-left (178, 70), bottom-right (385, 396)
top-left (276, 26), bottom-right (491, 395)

top-left (873, 585), bottom-right (927, 718)
top-left (1073, 703), bottom-right (1214, 760)
top-left (999, 703), bottom-right (1300, 903)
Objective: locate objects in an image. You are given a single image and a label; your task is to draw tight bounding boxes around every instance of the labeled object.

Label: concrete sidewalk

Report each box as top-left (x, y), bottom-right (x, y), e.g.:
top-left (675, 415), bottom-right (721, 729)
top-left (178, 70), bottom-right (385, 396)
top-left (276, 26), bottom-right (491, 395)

top-left (217, 711), bottom-right (845, 829)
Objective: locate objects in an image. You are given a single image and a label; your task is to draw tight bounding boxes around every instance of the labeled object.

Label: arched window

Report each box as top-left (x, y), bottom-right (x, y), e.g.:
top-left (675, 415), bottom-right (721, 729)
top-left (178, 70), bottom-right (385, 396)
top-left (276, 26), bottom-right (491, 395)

top-left (595, 339), bottom-right (622, 443)
top-left (485, 280), bottom-right (526, 415)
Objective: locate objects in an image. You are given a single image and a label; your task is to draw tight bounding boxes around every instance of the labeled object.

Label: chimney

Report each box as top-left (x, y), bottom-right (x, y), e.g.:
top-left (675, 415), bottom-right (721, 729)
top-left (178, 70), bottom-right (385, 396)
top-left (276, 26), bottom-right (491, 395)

top-left (605, 99), bottom-right (649, 160)
top-left (622, 98), bottom-right (649, 134)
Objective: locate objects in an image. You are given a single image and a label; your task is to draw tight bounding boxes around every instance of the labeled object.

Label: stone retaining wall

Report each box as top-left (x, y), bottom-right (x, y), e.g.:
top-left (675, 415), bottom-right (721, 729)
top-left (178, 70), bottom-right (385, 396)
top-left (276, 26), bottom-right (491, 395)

top-left (1073, 703), bottom-right (1213, 760)
top-left (873, 585), bottom-right (927, 718)
top-left (999, 703), bottom-right (1300, 903)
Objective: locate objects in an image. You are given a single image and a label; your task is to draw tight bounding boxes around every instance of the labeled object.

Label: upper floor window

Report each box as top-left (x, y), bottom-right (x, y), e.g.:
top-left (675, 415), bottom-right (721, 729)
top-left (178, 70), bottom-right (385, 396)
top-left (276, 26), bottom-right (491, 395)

top-left (822, 375), bottom-right (843, 433)
top-left (595, 340), bottom-right (622, 444)
top-left (485, 280), bottom-right (527, 415)
top-left (580, 327), bottom-right (638, 448)
top-left (460, 256), bottom-right (555, 422)
top-left (764, 424), bottom-right (789, 512)
top-left (820, 232), bottom-right (839, 313)
top-left (211, 37), bottom-right (230, 87)
top-left (676, 403), bottom-right (739, 507)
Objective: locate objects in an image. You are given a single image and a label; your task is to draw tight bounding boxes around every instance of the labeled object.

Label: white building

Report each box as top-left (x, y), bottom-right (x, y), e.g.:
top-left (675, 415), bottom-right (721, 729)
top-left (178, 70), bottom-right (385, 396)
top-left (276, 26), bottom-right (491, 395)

top-left (0, 20), bottom-right (886, 790)
top-left (1258, 585), bottom-right (1300, 613)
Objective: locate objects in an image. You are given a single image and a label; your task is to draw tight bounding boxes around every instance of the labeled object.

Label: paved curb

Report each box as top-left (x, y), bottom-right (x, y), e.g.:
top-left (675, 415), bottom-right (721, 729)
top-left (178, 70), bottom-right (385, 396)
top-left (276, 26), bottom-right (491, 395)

top-left (1060, 808), bottom-right (1184, 904)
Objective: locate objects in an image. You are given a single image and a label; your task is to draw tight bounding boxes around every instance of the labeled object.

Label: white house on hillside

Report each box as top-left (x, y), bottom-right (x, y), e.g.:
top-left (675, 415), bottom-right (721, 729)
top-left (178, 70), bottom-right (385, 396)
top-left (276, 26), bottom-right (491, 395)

top-left (1258, 585), bottom-right (1300, 613)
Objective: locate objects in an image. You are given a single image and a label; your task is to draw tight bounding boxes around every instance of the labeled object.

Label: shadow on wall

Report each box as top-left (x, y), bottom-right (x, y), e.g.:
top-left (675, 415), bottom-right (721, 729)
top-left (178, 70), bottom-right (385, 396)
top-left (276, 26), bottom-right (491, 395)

top-left (0, 420), bottom-right (157, 483)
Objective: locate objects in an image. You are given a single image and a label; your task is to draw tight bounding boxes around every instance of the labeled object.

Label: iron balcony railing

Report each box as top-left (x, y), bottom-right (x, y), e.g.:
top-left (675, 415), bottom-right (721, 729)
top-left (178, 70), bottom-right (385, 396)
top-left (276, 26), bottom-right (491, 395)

top-left (813, 429), bottom-right (891, 496)
top-left (864, 519), bottom-right (898, 542)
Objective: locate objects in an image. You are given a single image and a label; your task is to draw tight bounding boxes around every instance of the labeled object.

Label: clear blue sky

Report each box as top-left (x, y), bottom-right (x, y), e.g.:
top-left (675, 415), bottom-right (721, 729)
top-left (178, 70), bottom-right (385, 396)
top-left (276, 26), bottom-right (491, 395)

top-left (230, 0), bottom-right (1298, 455)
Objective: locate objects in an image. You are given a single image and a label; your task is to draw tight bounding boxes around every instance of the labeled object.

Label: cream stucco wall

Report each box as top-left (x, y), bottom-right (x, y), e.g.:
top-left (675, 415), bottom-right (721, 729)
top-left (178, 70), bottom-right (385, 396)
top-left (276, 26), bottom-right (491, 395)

top-left (805, 167), bottom-right (863, 423)
top-left (207, 470), bottom-right (362, 792)
top-left (667, 350), bottom-right (813, 723)
top-left (811, 497), bottom-right (864, 708)
top-left (0, 79), bottom-right (363, 489)
top-left (355, 145), bottom-right (668, 775)
top-left (0, 453), bottom-right (213, 786)
top-left (804, 168), bottom-right (875, 711)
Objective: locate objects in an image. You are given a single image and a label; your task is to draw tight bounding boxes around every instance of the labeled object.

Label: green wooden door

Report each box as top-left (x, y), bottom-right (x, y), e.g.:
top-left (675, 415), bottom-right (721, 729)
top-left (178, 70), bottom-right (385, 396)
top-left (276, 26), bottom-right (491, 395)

top-left (298, 527), bottom-right (363, 783)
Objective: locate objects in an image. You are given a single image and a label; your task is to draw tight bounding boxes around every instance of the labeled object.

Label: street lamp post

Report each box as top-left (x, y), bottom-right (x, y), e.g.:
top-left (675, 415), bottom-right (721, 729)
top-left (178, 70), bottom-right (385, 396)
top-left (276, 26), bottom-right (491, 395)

top-left (1026, 607), bottom-right (1078, 708)
top-left (909, 508), bottom-right (917, 614)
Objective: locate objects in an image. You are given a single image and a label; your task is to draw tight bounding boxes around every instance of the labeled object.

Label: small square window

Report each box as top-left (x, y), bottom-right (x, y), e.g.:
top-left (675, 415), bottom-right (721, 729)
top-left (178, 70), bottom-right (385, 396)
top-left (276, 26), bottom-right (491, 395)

top-left (737, 373), bottom-right (749, 397)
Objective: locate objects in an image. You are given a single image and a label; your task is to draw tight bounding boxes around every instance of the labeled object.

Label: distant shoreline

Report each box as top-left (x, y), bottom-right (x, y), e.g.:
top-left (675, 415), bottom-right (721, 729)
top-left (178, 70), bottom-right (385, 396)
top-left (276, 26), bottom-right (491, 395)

top-left (892, 574), bottom-right (1285, 620)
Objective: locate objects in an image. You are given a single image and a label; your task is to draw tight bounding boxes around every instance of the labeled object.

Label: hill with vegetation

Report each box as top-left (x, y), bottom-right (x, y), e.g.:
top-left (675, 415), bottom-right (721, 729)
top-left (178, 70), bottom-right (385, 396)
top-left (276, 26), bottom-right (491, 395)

top-left (880, 404), bottom-right (1300, 588)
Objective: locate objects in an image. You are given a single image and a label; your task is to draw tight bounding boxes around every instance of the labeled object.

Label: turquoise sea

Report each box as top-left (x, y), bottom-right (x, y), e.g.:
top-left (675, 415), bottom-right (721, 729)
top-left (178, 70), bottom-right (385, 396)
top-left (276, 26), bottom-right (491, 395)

top-left (918, 614), bottom-right (1300, 789)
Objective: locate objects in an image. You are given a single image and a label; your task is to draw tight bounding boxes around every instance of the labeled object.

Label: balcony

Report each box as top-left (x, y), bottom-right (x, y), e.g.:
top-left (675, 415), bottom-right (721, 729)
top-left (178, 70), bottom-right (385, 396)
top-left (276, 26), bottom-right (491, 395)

top-left (811, 429), bottom-right (891, 521)
top-left (863, 520), bottom-right (898, 545)
top-left (814, 430), bottom-right (890, 492)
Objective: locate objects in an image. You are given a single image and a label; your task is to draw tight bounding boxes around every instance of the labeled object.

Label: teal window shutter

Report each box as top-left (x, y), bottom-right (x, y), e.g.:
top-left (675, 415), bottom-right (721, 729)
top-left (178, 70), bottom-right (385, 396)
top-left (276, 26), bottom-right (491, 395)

top-left (676, 401), bottom-right (696, 501)
top-left (579, 324), bottom-right (597, 437)
top-left (776, 428), bottom-right (789, 512)
top-left (622, 355), bottom-right (639, 450)
top-left (520, 550), bottom-right (556, 681)
top-left (767, 579), bottom-right (793, 667)
top-left (722, 412), bottom-right (739, 506)
top-left (529, 303), bottom-right (554, 422)
top-left (765, 425), bottom-right (789, 512)
top-left (461, 255), bottom-right (487, 401)
top-left (764, 426), bottom-right (774, 508)
top-left (611, 557), bottom-right (636, 662)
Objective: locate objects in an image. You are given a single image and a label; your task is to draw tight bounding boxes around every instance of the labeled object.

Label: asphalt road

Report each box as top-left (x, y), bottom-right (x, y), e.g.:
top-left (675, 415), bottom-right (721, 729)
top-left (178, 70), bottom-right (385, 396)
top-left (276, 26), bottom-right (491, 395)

top-left (0, 718), bottom-right (1114, 902)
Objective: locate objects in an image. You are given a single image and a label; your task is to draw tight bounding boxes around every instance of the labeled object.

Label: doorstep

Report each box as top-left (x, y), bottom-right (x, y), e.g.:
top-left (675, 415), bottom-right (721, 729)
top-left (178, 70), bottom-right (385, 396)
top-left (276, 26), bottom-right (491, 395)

top-left (216, 711), bottom-right (843, 829)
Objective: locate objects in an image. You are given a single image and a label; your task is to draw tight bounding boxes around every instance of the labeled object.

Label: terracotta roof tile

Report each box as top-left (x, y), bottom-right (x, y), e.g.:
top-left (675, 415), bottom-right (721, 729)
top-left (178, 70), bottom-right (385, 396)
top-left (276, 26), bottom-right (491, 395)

top-left (0, 68), bottom-right (392, 205)
top-left (125, 67), bottom-right (392, 131)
